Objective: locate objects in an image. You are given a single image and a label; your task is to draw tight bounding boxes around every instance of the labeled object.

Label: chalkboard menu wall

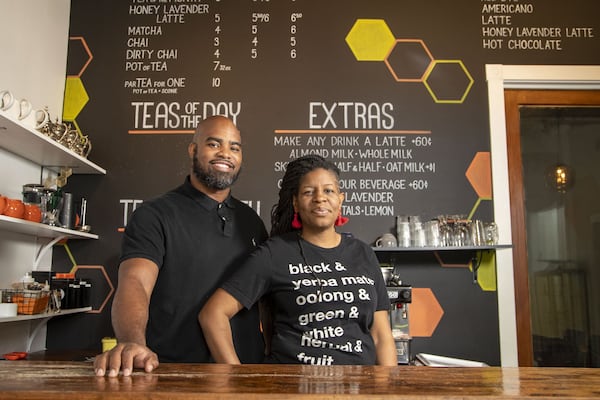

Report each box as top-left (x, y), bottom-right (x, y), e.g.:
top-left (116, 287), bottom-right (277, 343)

top-left (48, 0), bottom-right (600, 365)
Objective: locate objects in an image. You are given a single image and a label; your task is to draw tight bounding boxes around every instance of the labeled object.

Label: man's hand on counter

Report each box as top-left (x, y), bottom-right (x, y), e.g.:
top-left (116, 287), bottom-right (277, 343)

top-left (93, 342), bottom-right (159, 377)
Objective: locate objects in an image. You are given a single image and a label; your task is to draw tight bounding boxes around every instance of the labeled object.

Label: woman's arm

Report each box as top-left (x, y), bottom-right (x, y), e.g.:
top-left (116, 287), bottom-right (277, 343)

top-left (198, 288), bottom-right (245, 364)
top-left (371, 310), bottom-right (398, 366)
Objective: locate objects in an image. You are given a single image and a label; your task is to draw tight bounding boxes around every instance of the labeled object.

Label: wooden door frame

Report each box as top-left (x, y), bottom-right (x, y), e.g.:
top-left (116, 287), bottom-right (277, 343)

top-left (485, 65), bottom-right (600, 366)
top-left (504, 90), bottom-right (600, 366)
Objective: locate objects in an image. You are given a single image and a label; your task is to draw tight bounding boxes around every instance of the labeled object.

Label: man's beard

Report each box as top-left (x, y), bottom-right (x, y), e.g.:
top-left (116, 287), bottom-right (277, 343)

top-left (192, 150), bottom-right (240, 190)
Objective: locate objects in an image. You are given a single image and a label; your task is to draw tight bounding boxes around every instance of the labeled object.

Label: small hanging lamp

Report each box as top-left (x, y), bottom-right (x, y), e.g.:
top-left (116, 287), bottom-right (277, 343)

top-left (546, 163), bottom-right (574, 193)
top-left (545, 110), bottom-right (574, 193)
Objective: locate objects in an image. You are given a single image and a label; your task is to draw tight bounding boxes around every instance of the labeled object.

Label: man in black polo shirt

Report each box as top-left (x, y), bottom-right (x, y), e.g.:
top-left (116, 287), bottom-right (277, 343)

top-left (94, 116), bottom-right (267, 377)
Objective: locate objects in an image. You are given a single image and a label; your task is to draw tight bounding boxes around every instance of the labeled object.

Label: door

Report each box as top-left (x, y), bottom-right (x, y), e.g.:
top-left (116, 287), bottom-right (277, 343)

top-left (505, 90), bottom-right (600, 366)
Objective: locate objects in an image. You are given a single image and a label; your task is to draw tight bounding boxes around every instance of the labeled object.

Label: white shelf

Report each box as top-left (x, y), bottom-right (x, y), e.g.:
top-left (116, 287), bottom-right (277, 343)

top-left (0, 215), bottom-right (98, 239)
top-left (0, 307), bottom-right (92, 324)
top-left (0, 114), bottom-right (105, 175)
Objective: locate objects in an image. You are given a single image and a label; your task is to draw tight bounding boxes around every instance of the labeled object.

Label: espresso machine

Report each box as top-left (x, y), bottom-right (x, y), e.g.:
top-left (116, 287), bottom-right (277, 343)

top-left (382, 267), bottom-right (412, 364)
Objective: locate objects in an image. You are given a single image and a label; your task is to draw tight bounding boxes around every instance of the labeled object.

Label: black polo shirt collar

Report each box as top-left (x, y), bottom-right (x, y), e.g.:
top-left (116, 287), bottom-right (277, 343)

top-left (179, 175), bottom-right (236, 210)
top-left (178, 175), bottom-right (236, 236)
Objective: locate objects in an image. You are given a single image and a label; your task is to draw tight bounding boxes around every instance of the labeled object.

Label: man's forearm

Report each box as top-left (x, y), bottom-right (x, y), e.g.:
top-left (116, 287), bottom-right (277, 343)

top-left (111, 289), bottom-right (150, 345)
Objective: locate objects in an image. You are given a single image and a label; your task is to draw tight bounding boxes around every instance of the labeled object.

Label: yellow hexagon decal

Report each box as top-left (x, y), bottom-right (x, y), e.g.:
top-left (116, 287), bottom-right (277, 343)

top-left (423, 59), bottom-right (474, 104)
top-left (345, 19), bottom-right (396, 61)
top-left (472, 251), bottom-right (497, 292)
top-left (63, 76), bottom-right (89, 121)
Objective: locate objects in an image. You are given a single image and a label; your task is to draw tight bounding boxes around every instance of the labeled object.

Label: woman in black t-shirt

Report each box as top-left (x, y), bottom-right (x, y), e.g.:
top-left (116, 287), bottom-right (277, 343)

top-left (199, 155), bottom-right (397, 365)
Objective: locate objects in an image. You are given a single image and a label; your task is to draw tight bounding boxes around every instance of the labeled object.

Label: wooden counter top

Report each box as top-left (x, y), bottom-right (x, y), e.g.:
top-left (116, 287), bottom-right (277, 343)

top-left (1, 361), bottom-right (599, 399)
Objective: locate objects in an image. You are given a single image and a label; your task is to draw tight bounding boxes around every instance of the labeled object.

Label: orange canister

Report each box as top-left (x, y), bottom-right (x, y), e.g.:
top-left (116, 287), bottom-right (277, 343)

top-left (0, 195), bottom-right (6, 214)
top-left (2, 198), bottom-right (25, 219)
top-left (24, 204), bottom-right (42, 223)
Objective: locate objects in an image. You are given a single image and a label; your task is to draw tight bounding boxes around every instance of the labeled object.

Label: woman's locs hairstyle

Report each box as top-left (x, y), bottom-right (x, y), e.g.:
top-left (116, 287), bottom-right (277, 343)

top-left (270, 155), bottom-right (348, 236)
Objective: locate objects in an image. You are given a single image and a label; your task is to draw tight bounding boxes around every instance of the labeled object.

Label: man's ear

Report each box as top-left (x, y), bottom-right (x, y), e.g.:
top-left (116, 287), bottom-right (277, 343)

top-left (188, 142), bottom-right (197, 159)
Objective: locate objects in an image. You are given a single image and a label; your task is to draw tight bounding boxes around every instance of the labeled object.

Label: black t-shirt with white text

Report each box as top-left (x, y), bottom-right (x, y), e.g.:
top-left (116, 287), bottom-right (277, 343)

top-left (222, 232), bottom-right (390, 365)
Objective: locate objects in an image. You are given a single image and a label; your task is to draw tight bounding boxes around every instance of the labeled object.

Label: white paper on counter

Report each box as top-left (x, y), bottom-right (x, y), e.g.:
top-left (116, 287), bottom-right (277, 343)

top-left (415, 353), bottom-right (488, 367)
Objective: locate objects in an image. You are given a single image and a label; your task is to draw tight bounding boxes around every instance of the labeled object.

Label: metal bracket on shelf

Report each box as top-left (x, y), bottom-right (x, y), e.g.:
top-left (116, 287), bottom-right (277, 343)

top-left (33, 235), bottom-right (67, 271)
top-left (25, 316), bottom-right (53, 352)
top-left (471, 251), bottom-right (483, 283)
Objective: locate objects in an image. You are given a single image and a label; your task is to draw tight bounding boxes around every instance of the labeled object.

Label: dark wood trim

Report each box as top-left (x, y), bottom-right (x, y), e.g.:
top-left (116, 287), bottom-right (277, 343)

top-left (504, 89), bottom-right (600, 366)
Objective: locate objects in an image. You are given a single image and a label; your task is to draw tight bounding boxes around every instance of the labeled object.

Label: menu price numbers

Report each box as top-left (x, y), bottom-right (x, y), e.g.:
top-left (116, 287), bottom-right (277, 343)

top-left (212, 12), bottom-right (224, 88)
top-left (408, 179), bottom-right (429, 190)
top-left (251, 13), bottom-right (270, 59)
top-left (252, 13), bottom-right (270, 23)
top-left (412, 136), bottom-right (432, 147)
top-left (290, 12), bottom-right (303, 59)
top-left (213, 61), bottom-right (231, 72)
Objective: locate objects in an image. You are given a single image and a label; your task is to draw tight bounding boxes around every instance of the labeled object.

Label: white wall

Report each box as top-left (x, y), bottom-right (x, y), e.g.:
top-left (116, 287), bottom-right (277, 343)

top-left (0, 0), bottom-right (71, 118)
top-left (0, 0), bottom-right (71, 354)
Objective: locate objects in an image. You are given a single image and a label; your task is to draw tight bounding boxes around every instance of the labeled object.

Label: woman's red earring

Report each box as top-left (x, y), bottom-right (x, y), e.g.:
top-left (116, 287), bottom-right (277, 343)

top-left (335, 214), bottom-right (349, 226)
top-left (292, 212), bottom-right (302, 229)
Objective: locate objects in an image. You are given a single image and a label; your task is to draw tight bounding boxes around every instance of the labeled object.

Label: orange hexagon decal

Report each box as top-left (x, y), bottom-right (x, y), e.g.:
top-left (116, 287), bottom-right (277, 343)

top-left (466, 151), bottom-right (492, 199)
top-left (384, 39), bottom-right (434, 82)
top-left (68, 36), bottom-right (93, 78)
top-left (72, 265), bottom-right (114, 314)
top-left (409, 288), bottom-right (443, 337)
